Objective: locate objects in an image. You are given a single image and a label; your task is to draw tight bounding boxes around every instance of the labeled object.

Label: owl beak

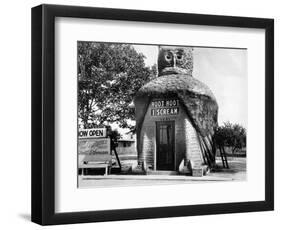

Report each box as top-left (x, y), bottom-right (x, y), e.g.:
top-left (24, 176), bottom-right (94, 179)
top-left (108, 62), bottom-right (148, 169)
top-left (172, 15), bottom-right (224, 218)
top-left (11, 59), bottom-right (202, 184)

top-left (173, 55), bottom-right (177, 67)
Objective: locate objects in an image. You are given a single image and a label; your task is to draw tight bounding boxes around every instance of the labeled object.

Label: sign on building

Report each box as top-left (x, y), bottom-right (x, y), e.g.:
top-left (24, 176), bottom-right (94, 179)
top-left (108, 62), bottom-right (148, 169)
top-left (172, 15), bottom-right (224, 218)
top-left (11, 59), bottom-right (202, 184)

top-left (151, 99), bottom-right (180, 117)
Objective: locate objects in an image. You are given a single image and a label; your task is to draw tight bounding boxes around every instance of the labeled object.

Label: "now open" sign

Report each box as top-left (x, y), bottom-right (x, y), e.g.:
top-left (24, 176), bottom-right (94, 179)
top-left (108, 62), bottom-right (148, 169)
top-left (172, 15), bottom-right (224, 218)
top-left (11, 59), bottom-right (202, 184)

top-left (78, 128), bottom-right (106, 139)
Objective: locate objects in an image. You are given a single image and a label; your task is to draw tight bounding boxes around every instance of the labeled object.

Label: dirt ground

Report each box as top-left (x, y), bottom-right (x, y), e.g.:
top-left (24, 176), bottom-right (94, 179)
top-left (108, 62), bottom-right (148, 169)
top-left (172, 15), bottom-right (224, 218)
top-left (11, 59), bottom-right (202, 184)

top-left (78, 156), bottom-right (246, 188)
top-left (210, 157), bottom-right (247, 181)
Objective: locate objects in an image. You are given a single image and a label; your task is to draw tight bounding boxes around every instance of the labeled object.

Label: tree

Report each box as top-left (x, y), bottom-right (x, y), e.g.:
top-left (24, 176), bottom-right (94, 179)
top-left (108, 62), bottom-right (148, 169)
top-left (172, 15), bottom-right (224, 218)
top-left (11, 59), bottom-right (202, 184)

top-left (78, 42), bottom-right (155, 130)
top-left (214, 122), bottom-right (246, 155)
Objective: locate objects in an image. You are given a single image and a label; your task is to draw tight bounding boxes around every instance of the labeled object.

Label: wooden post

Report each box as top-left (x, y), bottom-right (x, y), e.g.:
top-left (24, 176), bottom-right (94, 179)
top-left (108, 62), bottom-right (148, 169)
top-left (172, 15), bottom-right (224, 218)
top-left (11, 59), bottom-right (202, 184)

top-left (113, 146), bottom-right (121, 169)
top-left (219, 146), bottom-right (225, 168)
top-left (222, 147), bottom-right (229, 169)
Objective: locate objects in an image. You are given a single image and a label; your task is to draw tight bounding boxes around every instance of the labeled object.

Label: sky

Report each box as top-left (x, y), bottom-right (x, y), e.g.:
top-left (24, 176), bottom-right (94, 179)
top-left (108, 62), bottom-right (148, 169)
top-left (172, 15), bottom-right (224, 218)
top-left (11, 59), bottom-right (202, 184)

top-left (133, 45), bottom-right (248, 129)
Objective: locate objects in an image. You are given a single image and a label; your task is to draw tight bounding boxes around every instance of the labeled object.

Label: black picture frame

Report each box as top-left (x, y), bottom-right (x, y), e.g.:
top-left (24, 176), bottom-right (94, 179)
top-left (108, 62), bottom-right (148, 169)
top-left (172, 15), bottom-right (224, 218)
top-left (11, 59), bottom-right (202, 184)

top-left (31, 4), bottom-right (274, 225)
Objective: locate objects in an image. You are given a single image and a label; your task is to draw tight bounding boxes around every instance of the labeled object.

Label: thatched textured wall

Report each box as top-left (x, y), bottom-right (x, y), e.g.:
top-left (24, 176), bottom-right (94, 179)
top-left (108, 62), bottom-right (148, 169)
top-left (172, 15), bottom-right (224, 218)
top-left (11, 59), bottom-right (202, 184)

top-left (134, 74), bottom-right (218, 169)
top-left (135, 74), bottom-right (218, 137)
top-left (137, 98), bottom-right (204, 170)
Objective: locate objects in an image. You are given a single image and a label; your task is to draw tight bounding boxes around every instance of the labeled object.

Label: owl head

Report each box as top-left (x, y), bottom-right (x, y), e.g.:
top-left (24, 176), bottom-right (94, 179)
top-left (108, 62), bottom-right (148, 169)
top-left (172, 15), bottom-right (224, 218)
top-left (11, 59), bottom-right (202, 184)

top-left (157, 46), bottom-right (193, 76)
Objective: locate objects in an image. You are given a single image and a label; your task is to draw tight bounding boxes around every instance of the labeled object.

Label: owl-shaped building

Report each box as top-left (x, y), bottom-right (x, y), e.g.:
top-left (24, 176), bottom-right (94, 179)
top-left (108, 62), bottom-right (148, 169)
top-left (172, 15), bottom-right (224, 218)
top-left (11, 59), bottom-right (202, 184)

top-left (134, 46), bottom-right (218, 175)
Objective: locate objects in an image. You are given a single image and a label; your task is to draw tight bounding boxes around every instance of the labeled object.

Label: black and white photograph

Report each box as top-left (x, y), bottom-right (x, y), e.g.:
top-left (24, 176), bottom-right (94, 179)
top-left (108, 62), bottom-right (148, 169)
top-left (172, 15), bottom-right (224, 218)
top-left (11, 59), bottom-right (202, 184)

top-left (77, 42), bottom-right (247, 188)
top-left (29, 3), bottom-right (274, 226)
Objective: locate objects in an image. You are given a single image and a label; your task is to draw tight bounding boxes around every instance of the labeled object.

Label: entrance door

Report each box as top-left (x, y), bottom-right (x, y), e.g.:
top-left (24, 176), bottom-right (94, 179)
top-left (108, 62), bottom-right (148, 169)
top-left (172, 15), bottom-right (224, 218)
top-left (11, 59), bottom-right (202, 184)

top-left (156, 121), bottom-right (175, 170)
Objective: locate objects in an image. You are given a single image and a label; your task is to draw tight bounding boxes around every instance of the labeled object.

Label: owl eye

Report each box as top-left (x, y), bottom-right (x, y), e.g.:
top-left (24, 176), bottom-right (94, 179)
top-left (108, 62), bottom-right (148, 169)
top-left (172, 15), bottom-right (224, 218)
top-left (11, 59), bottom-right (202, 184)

top-left (176, 54), bottom-right (182, 60)
top-left (165, 54), bottom-right (172, 61)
